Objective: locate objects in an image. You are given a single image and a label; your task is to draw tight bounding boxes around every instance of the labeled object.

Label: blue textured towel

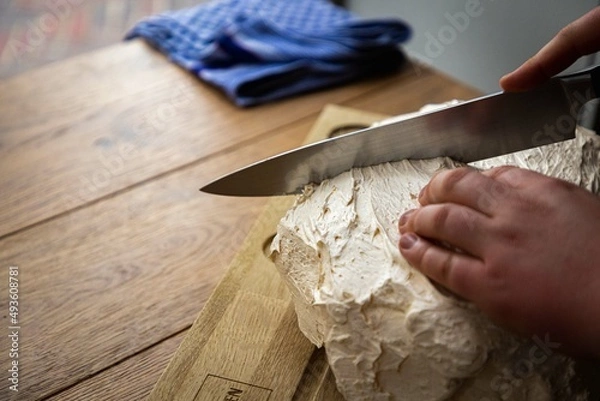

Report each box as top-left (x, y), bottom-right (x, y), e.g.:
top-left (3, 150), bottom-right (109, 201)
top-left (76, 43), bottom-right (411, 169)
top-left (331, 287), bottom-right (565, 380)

top-left (126, 0), bottom-right (411, 106)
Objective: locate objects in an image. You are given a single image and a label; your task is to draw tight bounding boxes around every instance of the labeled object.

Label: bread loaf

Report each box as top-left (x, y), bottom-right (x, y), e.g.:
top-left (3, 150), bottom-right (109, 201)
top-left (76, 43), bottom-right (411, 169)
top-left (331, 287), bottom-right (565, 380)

top-left (270, 110), bottom-right (600, 401)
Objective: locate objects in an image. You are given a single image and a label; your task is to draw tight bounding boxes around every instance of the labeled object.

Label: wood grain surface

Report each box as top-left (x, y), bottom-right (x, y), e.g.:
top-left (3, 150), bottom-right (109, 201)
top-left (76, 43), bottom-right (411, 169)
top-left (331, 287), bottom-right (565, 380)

top-left (149, 105), bottom-right (389, 401)
top-left (0, 39), bottom-right (480, 401)
top-left (0, 41), bottom-right (429, 239)
top-left (47, 331), bottom-right (188, 401)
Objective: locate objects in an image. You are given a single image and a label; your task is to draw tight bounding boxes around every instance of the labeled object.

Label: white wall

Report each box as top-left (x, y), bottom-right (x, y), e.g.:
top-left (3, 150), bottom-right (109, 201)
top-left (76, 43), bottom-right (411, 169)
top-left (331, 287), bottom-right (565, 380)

top-left (348, 0), bottom-right (599, 93)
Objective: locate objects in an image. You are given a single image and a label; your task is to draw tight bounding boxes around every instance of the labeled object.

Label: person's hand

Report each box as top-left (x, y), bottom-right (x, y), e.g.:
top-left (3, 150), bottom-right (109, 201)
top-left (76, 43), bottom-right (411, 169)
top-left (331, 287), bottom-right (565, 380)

top-left (500, 7), bottom-right (600, 91)
top-left (398, 166), bottom-right (600, 357)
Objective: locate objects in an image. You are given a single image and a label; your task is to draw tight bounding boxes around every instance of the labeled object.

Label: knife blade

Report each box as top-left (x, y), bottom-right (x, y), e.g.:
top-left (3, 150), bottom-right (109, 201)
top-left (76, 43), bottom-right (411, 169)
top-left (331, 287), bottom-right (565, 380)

top-left (202, 66), bottom-right (600, 196)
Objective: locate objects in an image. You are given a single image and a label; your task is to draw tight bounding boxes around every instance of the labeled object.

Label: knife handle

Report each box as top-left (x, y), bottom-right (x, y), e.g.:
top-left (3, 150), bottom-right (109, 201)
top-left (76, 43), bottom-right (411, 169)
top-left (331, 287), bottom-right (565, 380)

top-left (557, 64), bottom-right (600, 94)
top-left (557, 65), bottom-right (600, 133)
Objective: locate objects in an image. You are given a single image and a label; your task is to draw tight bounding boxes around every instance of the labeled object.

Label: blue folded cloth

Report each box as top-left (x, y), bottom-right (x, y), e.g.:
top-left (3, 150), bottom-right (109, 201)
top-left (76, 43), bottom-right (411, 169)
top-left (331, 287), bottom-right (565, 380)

top-left (126, 0), bottom-right (411, 106)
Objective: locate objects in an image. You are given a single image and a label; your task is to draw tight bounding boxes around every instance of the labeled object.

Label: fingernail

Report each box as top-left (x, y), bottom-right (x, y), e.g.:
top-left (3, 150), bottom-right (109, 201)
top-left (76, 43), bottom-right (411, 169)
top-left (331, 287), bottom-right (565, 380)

top-left (398, 209), bottom-right (415, 227)
top-left (400, 233), bottom-right (418, 250)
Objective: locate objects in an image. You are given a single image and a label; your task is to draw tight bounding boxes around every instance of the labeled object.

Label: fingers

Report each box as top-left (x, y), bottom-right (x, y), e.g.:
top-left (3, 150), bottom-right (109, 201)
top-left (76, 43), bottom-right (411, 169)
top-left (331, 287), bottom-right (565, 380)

top-left (399, 232), bottom-right (485, 301)
top-left (419, 167), bottom-right (517, 216)
top-left (500, 7), bottom-right (600, 92)
top-left (399, 166), bottom-right (526, 300)
top-left (398, 204), bottom-right (490, 258)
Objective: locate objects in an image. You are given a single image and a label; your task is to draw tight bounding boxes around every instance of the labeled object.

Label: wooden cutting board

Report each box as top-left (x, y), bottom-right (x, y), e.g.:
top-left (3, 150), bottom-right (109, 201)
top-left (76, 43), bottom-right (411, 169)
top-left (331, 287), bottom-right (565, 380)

top-left (149, 105), bottom-right (389, 401)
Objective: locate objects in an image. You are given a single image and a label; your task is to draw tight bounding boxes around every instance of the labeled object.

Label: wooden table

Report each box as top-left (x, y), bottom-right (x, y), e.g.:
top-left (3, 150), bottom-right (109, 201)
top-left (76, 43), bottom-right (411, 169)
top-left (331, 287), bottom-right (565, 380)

top-left (0, 40), bottom-right (480, 400)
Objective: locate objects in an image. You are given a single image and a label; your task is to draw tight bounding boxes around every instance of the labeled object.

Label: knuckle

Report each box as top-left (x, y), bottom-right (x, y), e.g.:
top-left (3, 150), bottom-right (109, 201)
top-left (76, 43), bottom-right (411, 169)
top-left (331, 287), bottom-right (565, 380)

top-left (494, 224), bottom-right (522, 248)
top-left (480, 256), bottom-right (509, 286)
top-left (473, 266), bottom-right (511, 316)
top-left (446, 262), bottom-right (470, 296)
top-left (555, 24), bottom-right (585, 59)
top-left (557, 24), bottom-right (577, 47)
top-left (421, 246), bottom-right (453, 284)
top-left (485, 165), bottom-right (518, 180)
top-left (436, 168), bottom-right (472, 195)
top-left (439, 252), bottom-right (455, 284)
top-left (419, 246), bottom-right (438, 274)
top-left (484, 167), bottom-right (524, 193)
top-left (430, 205), bottom-right (452, 232)
top-left (544, 175), bottom-right (577, 194)
top-left (508, 189), bottom-right (552, 218)
top-left (458, 207), bottom-right (478, 232)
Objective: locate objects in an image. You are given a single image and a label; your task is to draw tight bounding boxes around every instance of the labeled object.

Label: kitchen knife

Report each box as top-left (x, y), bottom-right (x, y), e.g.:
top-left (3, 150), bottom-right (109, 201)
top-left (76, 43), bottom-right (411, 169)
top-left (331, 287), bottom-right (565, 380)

top-left (202, 66), bottom-right (600, 196)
